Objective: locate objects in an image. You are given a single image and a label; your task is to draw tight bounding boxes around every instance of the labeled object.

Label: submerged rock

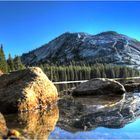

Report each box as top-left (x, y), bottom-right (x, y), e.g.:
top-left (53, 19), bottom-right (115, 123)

top-left (0, 67), bottom-right (58, 114)
top-left (58, 92), bottom-right (140, 132)
top-left (6, 129), bottom-right (24, 139)
top-left (72, 78), bottom-right (125, 96)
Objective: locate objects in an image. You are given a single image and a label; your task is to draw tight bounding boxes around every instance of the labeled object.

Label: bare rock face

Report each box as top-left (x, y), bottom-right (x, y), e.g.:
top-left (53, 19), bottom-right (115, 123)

top-left (21, 31), bottom-right (140, 70)
top-left (0, 67), bottom-right (58, 114)
top-left (72, 78), bottom-right (125, 96)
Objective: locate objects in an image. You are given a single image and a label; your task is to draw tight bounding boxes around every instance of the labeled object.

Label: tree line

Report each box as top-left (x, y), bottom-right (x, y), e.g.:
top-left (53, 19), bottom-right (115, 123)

top-left (0, 44), bottom-right (25, 73)
top-left (0, 44), bottom-right (140, 81)
top-left (39, 63), bottom-right (140, 82)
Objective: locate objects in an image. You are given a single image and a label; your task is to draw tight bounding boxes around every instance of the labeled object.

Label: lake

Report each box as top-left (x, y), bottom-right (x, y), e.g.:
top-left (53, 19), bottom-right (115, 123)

top-left (49, 120), bottom-right (140, 139)
top-left (1, 91), bottom-right (140, 139)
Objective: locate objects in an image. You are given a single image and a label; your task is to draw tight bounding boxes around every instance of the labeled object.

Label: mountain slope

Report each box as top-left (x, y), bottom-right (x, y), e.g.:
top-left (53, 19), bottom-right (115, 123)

top-left (21, 31), bottom-right (140, 69)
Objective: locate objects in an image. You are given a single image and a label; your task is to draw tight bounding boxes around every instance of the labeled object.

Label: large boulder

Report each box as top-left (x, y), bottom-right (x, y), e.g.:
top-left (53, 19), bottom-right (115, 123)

top-left (72, 78), bottom-right (125, 96)
top-left (0, 67), bottom-right (58, 114)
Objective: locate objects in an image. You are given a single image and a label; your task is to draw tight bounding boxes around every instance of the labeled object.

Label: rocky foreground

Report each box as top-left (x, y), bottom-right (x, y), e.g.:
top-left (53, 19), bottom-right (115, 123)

top-left (0, 73), bottom-right (140, 139)
top-left (0, 67), bottom-right (58, 114)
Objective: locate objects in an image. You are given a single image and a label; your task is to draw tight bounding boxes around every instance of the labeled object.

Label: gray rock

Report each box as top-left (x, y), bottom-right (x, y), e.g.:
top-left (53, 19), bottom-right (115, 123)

top-left (72, 78), bottom-right (125, 96)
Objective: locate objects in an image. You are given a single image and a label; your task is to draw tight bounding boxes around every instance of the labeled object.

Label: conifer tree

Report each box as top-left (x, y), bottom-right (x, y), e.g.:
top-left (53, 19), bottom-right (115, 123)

top-left (13, 56), bottom-right (25, 70)
top-left (39, 63), bottom-right (140, 82)
top-left (39, 64), bottom-right (44, 72)
top-left (7, 54), bottom-right (15, 72)
top-left (0, 44), bottom-right (8, 73)
top-left (110, 69), bottom-right (115, 78)
top-left (95, 68), bottom-right (101, 78)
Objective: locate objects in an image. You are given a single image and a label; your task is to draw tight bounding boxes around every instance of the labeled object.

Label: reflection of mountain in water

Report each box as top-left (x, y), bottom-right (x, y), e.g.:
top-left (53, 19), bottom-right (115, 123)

top-left (58, 93), bottom-right (140, 132)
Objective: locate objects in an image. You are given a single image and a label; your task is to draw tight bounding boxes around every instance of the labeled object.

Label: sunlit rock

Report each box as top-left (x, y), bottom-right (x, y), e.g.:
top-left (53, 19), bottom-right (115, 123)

top-left (72, 78), bottom-right (125, 96)
top-left (0, 67), bottom-right (58, 114)
top-left (58, 93), bottom-right (140, 132)
top-left (6, 129), bottom-right (24, 139)
top-left (0, 70), bottom-right (3, 76)
top-left (0, 113), bottom-right (7, 137)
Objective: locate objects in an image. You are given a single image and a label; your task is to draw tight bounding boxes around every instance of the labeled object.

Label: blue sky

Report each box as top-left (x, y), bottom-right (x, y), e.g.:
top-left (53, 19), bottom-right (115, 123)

top-left (0, 1), bottom-right (140, 58)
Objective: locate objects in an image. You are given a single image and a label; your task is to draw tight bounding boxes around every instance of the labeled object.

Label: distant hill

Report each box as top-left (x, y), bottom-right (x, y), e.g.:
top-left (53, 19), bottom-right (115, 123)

top-left (21, 31), bottom-right (140, 69)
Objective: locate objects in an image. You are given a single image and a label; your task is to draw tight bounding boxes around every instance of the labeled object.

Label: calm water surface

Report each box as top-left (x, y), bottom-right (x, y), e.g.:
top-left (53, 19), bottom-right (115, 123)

top-left (1, 92), bottom-right (140, 139)
top-left (49, 119), bottom-right (140, 139)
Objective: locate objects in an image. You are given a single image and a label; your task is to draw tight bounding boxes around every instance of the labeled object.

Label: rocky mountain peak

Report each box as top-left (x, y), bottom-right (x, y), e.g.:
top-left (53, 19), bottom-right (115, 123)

top-left (21, 31), bottom-right (140, 69)
top-left (96, 31), bottom-right (119, 36)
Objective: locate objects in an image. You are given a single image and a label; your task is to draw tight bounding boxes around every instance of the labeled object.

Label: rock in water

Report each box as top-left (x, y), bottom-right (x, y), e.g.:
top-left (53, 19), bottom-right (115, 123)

top-left (0, 67), bottom-right (58, 114)
top-left (72, 78), bottom-right (125, 96)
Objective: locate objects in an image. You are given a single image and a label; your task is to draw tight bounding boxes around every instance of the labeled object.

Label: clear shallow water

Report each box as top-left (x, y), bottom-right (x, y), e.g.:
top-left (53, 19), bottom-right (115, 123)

top-left (49, 118), bottom-right (140, 139)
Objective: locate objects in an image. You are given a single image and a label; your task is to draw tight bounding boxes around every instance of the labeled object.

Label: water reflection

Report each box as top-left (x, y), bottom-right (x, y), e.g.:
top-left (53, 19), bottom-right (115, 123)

top-left (1, 92), bottom-right (140, 139)
top-left (1, 106), bottom-right (59, 139)
top-left (57, 93), bottom-right (140, 132)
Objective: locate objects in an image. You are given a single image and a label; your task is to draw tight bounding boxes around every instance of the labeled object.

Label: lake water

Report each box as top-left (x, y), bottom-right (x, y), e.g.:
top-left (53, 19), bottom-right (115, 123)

top-left (1, 92), bottom-right (140, 139)
top-left (49, 120), bottom-right (140, 139)
top-left (48, 93), bottom-right (140, 140)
